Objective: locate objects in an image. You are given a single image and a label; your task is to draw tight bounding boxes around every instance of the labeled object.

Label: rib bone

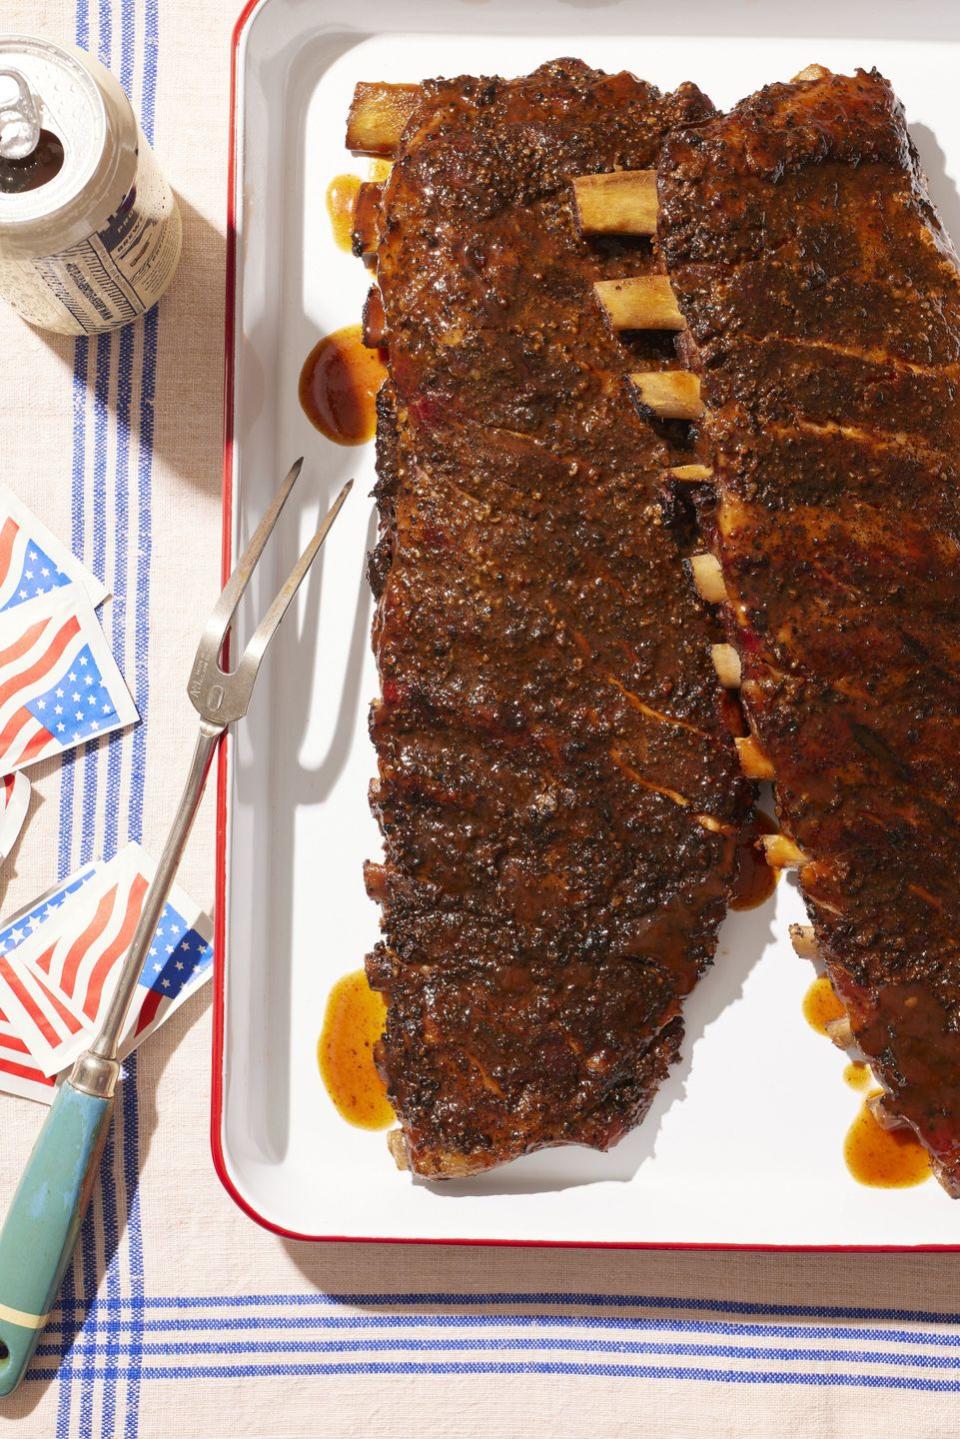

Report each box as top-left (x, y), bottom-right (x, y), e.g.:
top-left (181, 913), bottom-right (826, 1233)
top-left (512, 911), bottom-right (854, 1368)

top-left (687, 552), bottom-right (727, 604)
top-left (759, 832), bottom-right (809, 869)
top-left (630, 371), bottom-right (703, 419)
top-left (695, 812), bottom-right (736, 837)
top-left (363, 286), bottom-right (387, 348)
top-left (594, 277), bottom-right (685, 331)
top-left (352, 182), bottom-right (383, 255)
top-left (789, 923), bottom-right (818, 959)
top-left (825, 1015), bottom-right (853, 1048)
top-left (386, 1128), bottom-right (410, 1170)
top-left (735, 735), bottom-right (775, 779)
top-left (711, 643), bottom-right (741, 688)
top-left (572, 169), bottom-right (658, 235)
top-left (668, 463), bottom-right (714, 482)
top-left (867, 1091), bottom-right (905, 1130)
top-left (346, 82), bottom-right (420, 156)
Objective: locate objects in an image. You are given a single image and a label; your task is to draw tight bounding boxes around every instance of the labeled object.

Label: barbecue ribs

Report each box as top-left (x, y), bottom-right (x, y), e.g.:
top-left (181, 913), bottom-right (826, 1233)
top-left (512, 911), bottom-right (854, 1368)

top-left (351, 60), bottom-right (752, 1178)
top-left (657, 66), bottom-right (960, 1194)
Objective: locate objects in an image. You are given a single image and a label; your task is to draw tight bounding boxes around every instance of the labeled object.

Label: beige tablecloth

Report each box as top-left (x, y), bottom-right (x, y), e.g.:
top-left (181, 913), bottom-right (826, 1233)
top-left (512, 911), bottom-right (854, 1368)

top-left (0, 3), bottom-right (959, 1435)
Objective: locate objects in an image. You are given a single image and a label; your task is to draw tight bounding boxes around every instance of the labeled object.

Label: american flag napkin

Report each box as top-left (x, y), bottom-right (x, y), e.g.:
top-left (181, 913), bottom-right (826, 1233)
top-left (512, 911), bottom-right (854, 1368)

top-left (0, 582), bottom-right (137, 773)
top-left (0, 1004), bottom-right (55, 1104)
top-left (0, 866), bottom-right (99, 1103)
top-left (1, 842), bottom-right (213, 1079)
top-left (0, 771), bottom-right (30, 858)
top-left (0, 483), bottom-right (108, 612)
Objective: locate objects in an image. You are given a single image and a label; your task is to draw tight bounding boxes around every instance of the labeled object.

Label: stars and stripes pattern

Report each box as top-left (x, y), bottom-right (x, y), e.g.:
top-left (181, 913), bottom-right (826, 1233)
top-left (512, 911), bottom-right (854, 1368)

top-left (0, 484), bottom-right (107, 612)
top-left (0, 1001), bottom-right (56, 1103)
top-left (0, 865), bottom-right (101, 1079)
top-left (0, 585), bottom-right (137, 773)
top-left (27, 641), bottom-right (126, 748)
top-left (133, 908), bottom-right (213, 1038)
top-left (34, 871), bottom-right (150, 1025)
top-left (0, 839), bottom-right (212, 1100)
top-left (0, 844), bottom-right (213, 1078)
top-left (0, 516), bottom-right (72, 612)
top-left (0, 947), bottom-right (85, 1069)
top-left (0, 608), bottom-right (75, 770)
top-left (0, 865), bottom-right (99, 955)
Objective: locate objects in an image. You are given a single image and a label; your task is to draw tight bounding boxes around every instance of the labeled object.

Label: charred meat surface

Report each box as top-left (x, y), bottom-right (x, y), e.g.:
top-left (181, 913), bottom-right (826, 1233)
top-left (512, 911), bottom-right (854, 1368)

top-left (359, 60), bottom-right (751, 1179)
top-left (658, 66), bottom-right (960, 1194)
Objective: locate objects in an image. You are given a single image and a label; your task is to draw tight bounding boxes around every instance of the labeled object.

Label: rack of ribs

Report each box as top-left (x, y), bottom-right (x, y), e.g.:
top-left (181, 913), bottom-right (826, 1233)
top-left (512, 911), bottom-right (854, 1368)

top-left (648, 66), bottom-right (960, 1194)
top-left (347, 60), bottom-right (753, 1179)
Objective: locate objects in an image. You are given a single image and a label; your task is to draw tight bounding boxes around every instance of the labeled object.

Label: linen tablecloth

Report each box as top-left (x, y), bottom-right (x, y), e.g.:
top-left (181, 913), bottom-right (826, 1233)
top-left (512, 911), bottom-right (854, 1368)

top-left (1, 2), bottom-right (959, 1435)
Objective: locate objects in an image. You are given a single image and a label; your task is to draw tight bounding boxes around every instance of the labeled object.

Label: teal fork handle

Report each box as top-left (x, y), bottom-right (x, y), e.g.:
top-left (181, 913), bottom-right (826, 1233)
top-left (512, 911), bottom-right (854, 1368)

top-left (0, 1081), bottom-right (114, 1397)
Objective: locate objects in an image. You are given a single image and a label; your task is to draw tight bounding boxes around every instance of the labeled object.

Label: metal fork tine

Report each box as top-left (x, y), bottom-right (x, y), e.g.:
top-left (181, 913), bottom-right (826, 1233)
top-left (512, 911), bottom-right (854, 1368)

top-left (240, 478), bottom-right (354, 675)
top-left (199, 456), bottom-right (304, 664)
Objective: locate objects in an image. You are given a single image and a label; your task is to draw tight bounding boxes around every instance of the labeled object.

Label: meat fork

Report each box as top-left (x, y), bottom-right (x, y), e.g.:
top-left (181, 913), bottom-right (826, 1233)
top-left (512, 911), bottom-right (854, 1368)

top-left (0, 460), bottom-right (352, 1396)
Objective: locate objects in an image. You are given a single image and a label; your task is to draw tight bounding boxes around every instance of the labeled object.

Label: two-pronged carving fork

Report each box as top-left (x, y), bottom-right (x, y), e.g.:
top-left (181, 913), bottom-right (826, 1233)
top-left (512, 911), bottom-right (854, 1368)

top-left (0, 460), bottom-right (352, 1395)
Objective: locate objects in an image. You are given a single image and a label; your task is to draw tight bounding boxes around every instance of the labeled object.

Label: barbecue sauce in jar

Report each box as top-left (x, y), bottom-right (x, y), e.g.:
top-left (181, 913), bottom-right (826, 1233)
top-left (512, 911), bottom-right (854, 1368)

top-left (325, 173), bottom-right (362, 252)
top-left (844, 1096), bottom-right (932, 1188)
top-left (318, 969), bottom-right (394, 1130)
top-left (729, 810), bottom-right (779, 911)
top-left (299, 325), bottom-right (385, 445)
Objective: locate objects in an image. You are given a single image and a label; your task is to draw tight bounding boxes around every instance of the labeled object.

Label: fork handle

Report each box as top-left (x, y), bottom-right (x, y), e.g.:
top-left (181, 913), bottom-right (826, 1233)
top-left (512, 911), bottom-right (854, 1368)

top-left (92, 721), bottom-right (222, 1060)
top-left (0, 1080), bottom-right (115, 1395)
top-left (0, 721), bottom-right (222, 1398)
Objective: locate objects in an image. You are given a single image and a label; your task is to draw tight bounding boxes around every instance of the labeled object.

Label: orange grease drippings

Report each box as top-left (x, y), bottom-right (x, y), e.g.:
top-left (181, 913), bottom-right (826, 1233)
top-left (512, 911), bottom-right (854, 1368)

top-left (799, 968), bottom-right (933, 1187)
top-left (325, 173), bottom-right (362, 252)
top-left (299, 324), bottom-right (386, 445)
top-left (802, 974), bottom-right (846, 1037)
top-left (730, 809), bottom-right (779, 911)
top-left (844, 1094), bottom-right (932, 1188)
top-left (318, 970), bottom-right (394, 1130)
top-left (843, 1061), bottom-right (871, 1091)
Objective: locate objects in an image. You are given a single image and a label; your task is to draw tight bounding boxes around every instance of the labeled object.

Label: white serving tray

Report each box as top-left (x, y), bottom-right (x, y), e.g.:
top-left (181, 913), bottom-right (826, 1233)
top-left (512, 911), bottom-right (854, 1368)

top-left (215, 0), bottom-right (960, 1246)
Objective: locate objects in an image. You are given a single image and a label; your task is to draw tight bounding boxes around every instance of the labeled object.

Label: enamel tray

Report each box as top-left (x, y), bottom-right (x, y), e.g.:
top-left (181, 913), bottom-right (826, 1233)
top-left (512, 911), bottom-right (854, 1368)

top-left (214, 0), bottom-right (960, 1246)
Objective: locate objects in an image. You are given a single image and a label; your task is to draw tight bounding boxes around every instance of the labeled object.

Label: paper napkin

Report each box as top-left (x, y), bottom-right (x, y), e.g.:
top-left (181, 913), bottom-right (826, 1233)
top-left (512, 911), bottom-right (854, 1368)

top-left (6, 843), bottom-right (213, 1078)
top-left (0, 485), bottom-right (107, 611)
top-left (0, 583), bottom-right (137, 773)
top-left (0, 865), bottom-right (99, 1102)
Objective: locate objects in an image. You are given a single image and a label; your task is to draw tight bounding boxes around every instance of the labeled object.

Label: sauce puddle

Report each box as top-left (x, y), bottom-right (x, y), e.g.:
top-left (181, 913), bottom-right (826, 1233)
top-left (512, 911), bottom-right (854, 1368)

top-left (801, 978), bottom-right (932, 1188)
top-left (802, 973), bottom-right (846, 1037)
top-left (325, 172), bottom-right (362, 252)
top-left (844, 1094), bottom-right (932, 1188)
top-left (318, 969), bottom-right (394, 1130)
top-left (843, 1061), bottom-right (870, 1091)
top-left (299, 324), bottom-right (386, 445)
top-left (730, 809), bottom-right (779, 911)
